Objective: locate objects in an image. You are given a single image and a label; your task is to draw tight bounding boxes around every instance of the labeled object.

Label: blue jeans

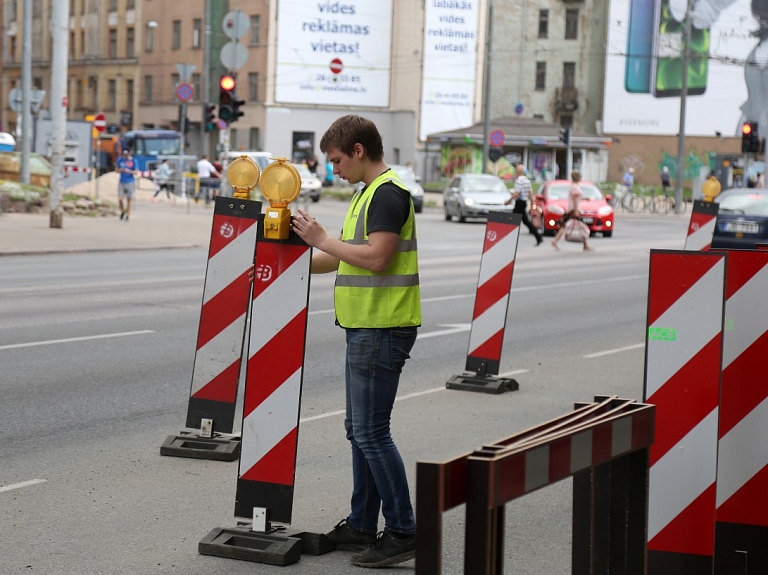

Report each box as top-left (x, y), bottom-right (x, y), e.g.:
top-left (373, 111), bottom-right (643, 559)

top-left (344, 327), bottom-right (417, 536)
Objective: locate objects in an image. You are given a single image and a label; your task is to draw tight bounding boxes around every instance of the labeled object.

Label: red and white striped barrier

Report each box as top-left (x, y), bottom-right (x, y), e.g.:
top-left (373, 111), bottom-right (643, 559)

top-left (447, 211), bottom-right (521, 394)
top-left (63, 165), bottom-right (92, 173)
top-left (685, 199), bottom-right (720, 251)
top-left (137, 171), bottom-right (155, 178)
top-left (185, 198), bottom-right (261, 433)
top-left (644, 249), bottom-right (726, 574)
top-left (235, 233), bottom-right (311, 523)
top-left (714, 250), bottom-right (768, 573)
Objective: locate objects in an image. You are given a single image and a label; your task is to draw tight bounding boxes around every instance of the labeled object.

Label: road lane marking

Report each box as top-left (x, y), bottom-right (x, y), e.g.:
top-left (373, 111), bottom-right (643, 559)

top-left (583, 343), bottom-right (645, 359)
top-left (300, 371), bottom-right (529, 424)
top-left (0, 330), bottom-right (155, 351)
top-left (0, 479), bottom-right (47, 493)
top-left (417, 324), bottom-right (471, 339)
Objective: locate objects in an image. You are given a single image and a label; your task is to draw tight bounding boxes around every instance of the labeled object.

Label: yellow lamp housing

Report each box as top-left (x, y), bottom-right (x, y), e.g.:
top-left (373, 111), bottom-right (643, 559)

top-left (225, 155), bottom-right (261, 200)
top-left (260, 158), bottom-right (301, 240)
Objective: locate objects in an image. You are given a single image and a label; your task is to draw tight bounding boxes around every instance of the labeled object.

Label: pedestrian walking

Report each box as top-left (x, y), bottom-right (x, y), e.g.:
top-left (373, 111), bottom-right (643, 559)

top-left (660, 166), bottom-right (671, 190)
top-left (115, 149), bottom-right (137, 221)
top-left (505, 164), bottom-right (543, 246)
top-left (195, 155), bottom-right (221, 204)
top-left (622, 166), bottom-right (635, 189)
top-left (152, 159), bottom-right (173, 202)
top-left (290, 114), bottom-right (419, 569)
top-left (551, 170), bottom-right (594, 251)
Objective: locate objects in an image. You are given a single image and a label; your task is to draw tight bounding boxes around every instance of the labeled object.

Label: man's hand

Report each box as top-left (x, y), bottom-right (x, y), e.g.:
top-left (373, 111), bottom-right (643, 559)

top-left (291, 209), bottom-right (328, 249)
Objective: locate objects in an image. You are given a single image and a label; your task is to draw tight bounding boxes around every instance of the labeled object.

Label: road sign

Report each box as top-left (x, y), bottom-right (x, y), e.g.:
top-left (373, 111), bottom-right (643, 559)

top-left (93, 113), bottom-right (106, 133)
top-left (222, 10), bottom-right (250, 40)
top-left (220, 41), bottom-right (248, 71)
top-left (175, 63), bottom-right (196, 83)
top-left (489, 147), bottom-right (504, 163)
top-left (489, 129), bottom-right (505, 147)
top-left (9, 88), bottom-right (22, 113)
top-left (330, 58), bottom-right (344, 74)
top-left (514, 103), bottom-right (524, 116)
top-left (176, 82), bottom-right (194, 102)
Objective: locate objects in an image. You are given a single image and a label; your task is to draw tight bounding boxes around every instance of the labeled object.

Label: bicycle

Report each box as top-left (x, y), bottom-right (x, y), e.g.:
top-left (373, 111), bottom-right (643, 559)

top-left (647, 186), bottom-right (672, 215)
top-left (613, 184), bottom-right (646, 213)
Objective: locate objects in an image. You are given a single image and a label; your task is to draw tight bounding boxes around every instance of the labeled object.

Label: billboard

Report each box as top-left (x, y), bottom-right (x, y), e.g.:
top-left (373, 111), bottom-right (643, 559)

top-left (275, 1), bottom-right (393, 107)
top-left (603, 0), bottom-right (760, 136)
top-left (419, 0), bottom-right (481, 141)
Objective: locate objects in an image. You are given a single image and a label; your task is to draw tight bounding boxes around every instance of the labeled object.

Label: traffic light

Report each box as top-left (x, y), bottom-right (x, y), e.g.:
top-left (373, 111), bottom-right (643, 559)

top-left (742, 122), bottom-right (756, 153)
top-left (559, 126), bottom-right (571, 146)
top-left (750, 123), bottom-right (761, 153)
top-left (218, 74), bottom-right (245, 124)
top-left (204, 102), bottom-right (216, 132)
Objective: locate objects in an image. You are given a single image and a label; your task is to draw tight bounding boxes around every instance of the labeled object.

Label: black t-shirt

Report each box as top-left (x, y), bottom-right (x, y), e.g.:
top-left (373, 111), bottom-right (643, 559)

top-left (362, 181), bottom-right (412, 235)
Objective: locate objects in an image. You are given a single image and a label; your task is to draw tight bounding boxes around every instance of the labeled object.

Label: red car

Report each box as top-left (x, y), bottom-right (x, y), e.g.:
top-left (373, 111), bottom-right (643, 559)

top-left (529, 179), bottom-right (615, 237)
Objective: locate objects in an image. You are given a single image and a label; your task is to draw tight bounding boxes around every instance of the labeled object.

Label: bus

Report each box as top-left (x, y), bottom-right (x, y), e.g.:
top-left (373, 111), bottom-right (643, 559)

top-left (116, 130), bottom-right (184, 172)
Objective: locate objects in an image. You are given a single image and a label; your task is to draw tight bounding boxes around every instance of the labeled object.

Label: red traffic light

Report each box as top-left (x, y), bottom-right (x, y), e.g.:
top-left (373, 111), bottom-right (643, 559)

top-left (220, 75), bottom-right (236, 91)
top-left (742, 123), bottom-right (753, 135)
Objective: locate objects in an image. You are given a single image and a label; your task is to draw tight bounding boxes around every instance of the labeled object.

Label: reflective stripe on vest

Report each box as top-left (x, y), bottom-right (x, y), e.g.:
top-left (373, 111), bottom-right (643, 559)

top-left (335, 170), bottom-right (421, 328)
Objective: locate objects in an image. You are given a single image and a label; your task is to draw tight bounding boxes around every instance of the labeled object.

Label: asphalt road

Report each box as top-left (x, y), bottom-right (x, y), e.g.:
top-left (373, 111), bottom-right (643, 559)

top-left (0, 204), bottom-right (688, 575)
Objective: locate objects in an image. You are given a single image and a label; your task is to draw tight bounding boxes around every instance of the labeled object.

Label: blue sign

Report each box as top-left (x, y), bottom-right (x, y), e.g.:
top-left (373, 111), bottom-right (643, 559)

top-left (175, 82), bottom-right (194, 102)
top-left (514, 103), bottom-right (524, 116)
top-left (489, 129), bottom-right (505, 147)
top-left (530, 138), bottom-right (549, 145)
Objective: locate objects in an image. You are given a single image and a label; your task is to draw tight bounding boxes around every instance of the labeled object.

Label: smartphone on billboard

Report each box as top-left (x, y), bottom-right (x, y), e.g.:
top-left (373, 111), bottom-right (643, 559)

top-left (625, 0), bottom-right (656, 93)
top-left (652, 0), bottom-right (709, 97)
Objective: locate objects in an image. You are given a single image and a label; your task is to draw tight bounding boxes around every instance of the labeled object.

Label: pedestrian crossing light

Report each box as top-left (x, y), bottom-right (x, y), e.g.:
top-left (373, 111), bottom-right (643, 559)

top-left (559, 126), bottom-right (571, 146)
top-left (218, 75), bottom-right (236, 124)
top-left (204, 103), bottom-right (216, 132)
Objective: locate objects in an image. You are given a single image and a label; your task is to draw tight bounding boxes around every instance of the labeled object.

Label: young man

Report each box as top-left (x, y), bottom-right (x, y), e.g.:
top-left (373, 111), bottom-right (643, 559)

top-left (290, 115), bottom-right (420, 568)
top-left (196, 155), bottom-right (221, 204)
top-left (115, 149), bottom-right (137, 221)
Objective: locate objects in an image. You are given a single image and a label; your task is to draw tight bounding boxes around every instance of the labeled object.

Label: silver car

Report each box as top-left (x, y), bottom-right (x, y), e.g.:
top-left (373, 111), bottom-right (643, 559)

top-left (389, 165), bottom-right (424, 213)
top-left (443, 173), bottom-right (513, 222)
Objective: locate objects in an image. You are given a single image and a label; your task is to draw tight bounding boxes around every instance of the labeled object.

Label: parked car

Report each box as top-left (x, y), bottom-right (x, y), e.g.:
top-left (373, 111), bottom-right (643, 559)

top-left (389, 164), bottom-right (424, 213)
top-left (296, 163), bottom-right (322, 202)
top-left (443, 173), bottom-right (512, 222)
top-left (530, 179), bottom-right (614, 237)
top-left (711, 188), bottom-right (768, 249)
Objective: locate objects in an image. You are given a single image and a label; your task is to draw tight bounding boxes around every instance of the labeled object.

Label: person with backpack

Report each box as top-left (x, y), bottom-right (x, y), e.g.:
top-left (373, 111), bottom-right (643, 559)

top-left (551, 170), bottom-right (594, 251)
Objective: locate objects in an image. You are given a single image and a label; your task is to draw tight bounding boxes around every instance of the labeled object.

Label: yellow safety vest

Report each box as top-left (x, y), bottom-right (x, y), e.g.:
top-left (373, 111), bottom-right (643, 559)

top-left (335, 170), bottom-right (421, 328)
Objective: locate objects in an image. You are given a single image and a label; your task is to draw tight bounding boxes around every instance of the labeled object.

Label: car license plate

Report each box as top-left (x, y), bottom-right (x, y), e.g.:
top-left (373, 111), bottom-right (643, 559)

top-left (725, 222), bottom-right (759, 234)
top-left (581, 217), bottom-right (594, 224)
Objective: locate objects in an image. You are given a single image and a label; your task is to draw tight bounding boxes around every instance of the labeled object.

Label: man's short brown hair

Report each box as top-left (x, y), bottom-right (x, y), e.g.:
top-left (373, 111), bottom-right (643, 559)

top-left (320, 115), bottom-right (384, 162)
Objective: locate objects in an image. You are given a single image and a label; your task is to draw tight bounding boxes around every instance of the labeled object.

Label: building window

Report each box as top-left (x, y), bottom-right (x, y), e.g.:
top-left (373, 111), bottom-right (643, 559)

top-left (70, 32), bottom-right (75, 59)
top-left (127, 0), bottom-right (135, 8)
top-left (109, 0), bottom-right (117, 11)
top-left (80, 30), bottom-right (85, 55)
top-left (563, 62), bottom-right (576, 87)
top-left (76, 80), bottom-right (84, 110)
top-left (109, 29), bottom-right (117, 58)
top-left (193, 19), bottom-right (202, 48)
top-left (172, 20), bottom-right (181, 50)
top-left (538, 10), bottom-right (548, 39)
top-left (108, 79), bottom-right (116, 110)
top-left (126, 79), bottom-right (134, 110)
top-left (565, 9), bottom-right (579, 40)
top-left (560, 115), bottom-right (573, 128)
top-left (535, 62), bottom-right (546, 91)
top-left (249, 128), bottom-right (261, 150)
top-left (146, 26), bottom-right (154, 52)
top-left (127, 28), bottom-right (135, 58)
top-left (10, 37), bottom-right (17, 60)
top-left (533, 114), bottom-right (544, 120)
top-left (171, 73), bottom-right (180, 90)
top-left (192, 73), bottom-right (201, 101)
top-left (250, 15), bottom-right (261, 45)
top-left (90, 77), bottom-right (98, 109)
top-left (145, 75), bottom-right (153, 102)
top-left (248, 72), bottom-right (259, 101)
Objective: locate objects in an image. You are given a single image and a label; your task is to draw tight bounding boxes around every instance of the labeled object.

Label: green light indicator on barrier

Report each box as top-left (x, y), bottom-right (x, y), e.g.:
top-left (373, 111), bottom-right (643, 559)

top-left (649, 327), bottom-right (677, 341)
top-left (724, 318), bottom-right (734, 331)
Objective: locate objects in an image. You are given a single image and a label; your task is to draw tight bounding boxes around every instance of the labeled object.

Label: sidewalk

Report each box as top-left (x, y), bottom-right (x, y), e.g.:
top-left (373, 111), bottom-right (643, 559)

top-left (0, 186), bottom-right (216, 256)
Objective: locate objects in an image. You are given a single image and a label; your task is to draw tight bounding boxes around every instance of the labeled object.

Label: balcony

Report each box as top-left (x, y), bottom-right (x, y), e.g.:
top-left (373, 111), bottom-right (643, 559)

top-left (555, 86), bottom-right (579, 111)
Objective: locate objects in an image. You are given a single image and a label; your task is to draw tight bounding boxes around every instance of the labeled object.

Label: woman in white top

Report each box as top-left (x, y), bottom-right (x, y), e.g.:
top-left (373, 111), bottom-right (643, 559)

top-left (551, 170), bottom-right (593, 251)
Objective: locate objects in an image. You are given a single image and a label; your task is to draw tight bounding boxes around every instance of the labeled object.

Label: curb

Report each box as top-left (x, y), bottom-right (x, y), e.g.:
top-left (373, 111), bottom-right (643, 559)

top-left (0, 243), bottom-right (203, 257)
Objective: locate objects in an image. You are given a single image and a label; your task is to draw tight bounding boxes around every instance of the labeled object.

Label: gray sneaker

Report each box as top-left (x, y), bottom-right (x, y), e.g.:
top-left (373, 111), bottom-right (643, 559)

top-left (351, 531), bottom-right (416, 568)
top-left (326, 519), bottom-right (377, 551)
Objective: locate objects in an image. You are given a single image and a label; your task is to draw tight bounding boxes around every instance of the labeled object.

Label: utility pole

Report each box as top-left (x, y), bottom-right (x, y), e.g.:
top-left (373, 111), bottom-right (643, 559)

top-left (481, 0), bottom-right (495, 174)
top-left (49, 0), bottom-right (68, 228)
top-left (674, 0), bottom-right (694, 214)
top-left (201, 0), bottom-right (211, 158)
top-left (20, 0), bottom-right (32, 184)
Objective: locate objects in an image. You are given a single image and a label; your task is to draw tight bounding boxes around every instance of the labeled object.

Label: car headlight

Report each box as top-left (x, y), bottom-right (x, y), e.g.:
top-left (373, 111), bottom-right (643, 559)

top-left (548, 205), bottom-right (565, 215)
top-left (411, 185), bottom-right (424, 197)
top-left (464, 197), bottom-right (474, 206)
top-left (598, 206), bottom-right (613, 216)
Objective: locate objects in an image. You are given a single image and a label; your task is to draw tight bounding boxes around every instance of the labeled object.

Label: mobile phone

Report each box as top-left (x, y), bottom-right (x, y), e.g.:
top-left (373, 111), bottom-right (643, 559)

top-left (652, 0), bottom-right (708, 97)
top-left (625, 0), bottom-right (656, 93)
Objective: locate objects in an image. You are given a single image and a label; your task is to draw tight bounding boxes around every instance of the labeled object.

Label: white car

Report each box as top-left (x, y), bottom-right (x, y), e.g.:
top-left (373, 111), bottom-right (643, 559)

top-left (296, 163), bottom-right (322, 202)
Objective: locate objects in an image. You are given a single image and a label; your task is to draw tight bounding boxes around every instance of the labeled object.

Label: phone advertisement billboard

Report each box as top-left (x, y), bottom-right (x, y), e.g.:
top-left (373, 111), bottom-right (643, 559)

top-left (275, 1), bottom-right (393, 107)
top-left (603, 0), bottom-right (760, 136)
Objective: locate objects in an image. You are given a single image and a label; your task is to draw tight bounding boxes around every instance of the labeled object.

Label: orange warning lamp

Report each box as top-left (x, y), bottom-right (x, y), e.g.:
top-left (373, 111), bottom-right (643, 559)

top-left (702, 174), bottom-right (722, 202)
top-left (259, 158), bottom-right (301, 240)
top-left (226, 155), bottom-right (261, 200)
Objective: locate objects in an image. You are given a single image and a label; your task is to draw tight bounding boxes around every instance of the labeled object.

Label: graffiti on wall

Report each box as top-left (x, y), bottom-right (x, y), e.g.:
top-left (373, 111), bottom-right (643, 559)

top-left (619, 149), bottom-right (717, 183)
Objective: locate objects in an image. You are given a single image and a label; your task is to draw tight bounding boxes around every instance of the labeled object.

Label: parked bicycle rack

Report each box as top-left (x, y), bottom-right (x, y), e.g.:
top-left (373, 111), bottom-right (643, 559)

top-left (415, 396), bottom-right (655, 575)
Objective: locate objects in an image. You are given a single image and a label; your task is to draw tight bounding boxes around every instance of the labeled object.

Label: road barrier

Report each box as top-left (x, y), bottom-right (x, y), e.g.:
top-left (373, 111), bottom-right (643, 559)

top-left (644, 249), bottom-right (726, 573)
top-left (684, 200), bottom-right (719, 251)
top-left (416, 396), bottom-right (655, 575)
top-left (447, 211), bottom-right (522, 393)
top-left (161, 197), bottom-right (261, 461)
top-left (713, 250), bottom-right (768, 574)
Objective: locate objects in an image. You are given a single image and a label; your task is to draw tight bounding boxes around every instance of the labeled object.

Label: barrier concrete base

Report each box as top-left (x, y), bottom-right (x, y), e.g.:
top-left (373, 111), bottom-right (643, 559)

top-left (199, 525), bottom-right (334, 566)
top-left (446, 373), bottom-right (519, 394)
top-left (160, 431), bottom-right (240, 462)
